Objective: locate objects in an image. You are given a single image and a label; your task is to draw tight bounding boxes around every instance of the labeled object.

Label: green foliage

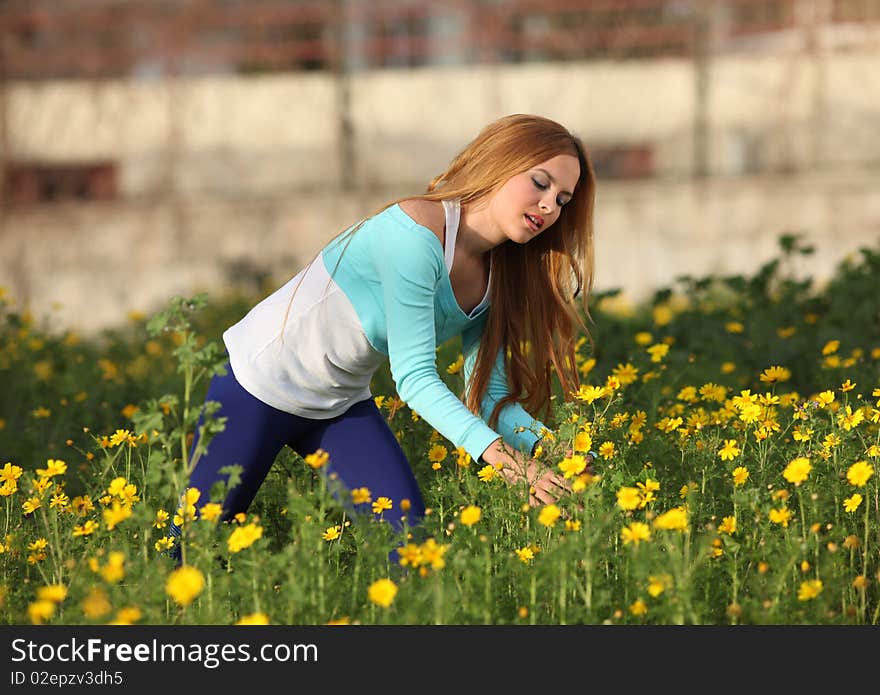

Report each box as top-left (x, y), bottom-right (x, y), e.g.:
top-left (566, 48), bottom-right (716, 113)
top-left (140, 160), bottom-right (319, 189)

top-left (0, 234), bottom-right (878, 625)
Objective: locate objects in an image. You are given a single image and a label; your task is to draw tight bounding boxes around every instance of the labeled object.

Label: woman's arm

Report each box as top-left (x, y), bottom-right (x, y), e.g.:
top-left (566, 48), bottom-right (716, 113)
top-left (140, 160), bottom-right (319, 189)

top-left (373, 223), bottom-right (504, 461)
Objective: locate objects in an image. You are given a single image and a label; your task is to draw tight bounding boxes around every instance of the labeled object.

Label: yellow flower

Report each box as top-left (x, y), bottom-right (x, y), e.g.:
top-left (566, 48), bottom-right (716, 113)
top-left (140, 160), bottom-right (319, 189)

top-left (323, 525), bottom-right (342, 541)
top-left (304, 449), bottom-right (329, 469)
top-left (112, 607), bottom-right (143, 625)
top-left (677, 385), bottom-right (698, 403)
top-left (228, 523), bottom-right (263, 553)
top-left (852, 576), bottom-right (869, 590)
top-left (797, 579), bottom-right (823, 601)
top-left (71, 495), bottom-right (95, 516)
top-left (154, 537), bottom-right (175, 552)
top-left (783, 457), bottom-right (811, 486)
top-left (22, 497), bottom-right (41, 515)
top-left (653, 506), bottom-right (689, 533)
top-left (629, 598), bottom-right (648, 617)
top-left (718, 439), bottom-right (740, 461)
top-left (846, 460), bottom-right (874, 487)
top-left (578, 357), bottom-right (597, 376)
top-left (792, 426), bottom-right (813, 442)
top-left (236, 612), bottom-right (271, 625)
top-left (36, 459), bottom-right (67, 477)
top-left (718, 516), bottom-right (737, 535)
top-left (636, 479), bottom-right (659, 508)
top-left (477, 464), bottom-right (499, 482)
top-left (537, 504), bottom-right (562, 528)
top-left (655, 416), bottom-right (683, 433)
top-left (647, 575), bottom-right (670, 597)
top-left (573, 385), bottom-right (606, 403)
top-left (815, 390), bottom-right (835, 408)
top-left (646, 343), bottom-right (669, 362)
top-left (598, 441), bottom-right (615, 459)
top-left (836, 405), bottom-right (865, 431)
top-left (840, 379), bottom-right (856, 392)
top-left (0, 462), bottom-right (23, 484)
top-left (99, 552), bottom-right (126, 583)
top-left (459, 505), bottom-right (481, 527)
top-left (73, 520), bottom-right (99, 537)
top-left (455, 447), bottom-right (472, 467)
top-left (165, 566), bottom-right (206, 607)
top-left (515, 546), bottom-right (535, 564)
top-left (36, 584), bottom-right (68, 603)
top-left (367, 578), bottom-right (398, 608)
top-left (173, 487), bottom-right (202, 526)
top-left (446, 354), bottom-right (464, 374)
top-left (428, 444), bottom-right (448, 464)
top-left (371, 497), bottom-right (393, 514)
top-left (81, 588), bottom-right (112, 619)
top-left (103, 501), bottom-right (132, 531)
top-left (351, 487), bottom-right (372, 504)
top-left (33, 477), bottom-right (54, 496)
top-left (49, 486), bottom-right (70, 506)
top-left (759, 366), bottom-right (791, 384)
top-left (199, 503), bottom-right (223, 522)
top-left (28, 600), bottom-right (56, 624)
top-left (844, 494), bottom-right (863, 513)
top-left (738, 403), bottom-right (762, 424)
top-left (821, 339), bottom-right (840, 355)
top-left (616, 486), bottom-right (642, 511)
top-left (769, 507), bottom-right (792, 527)
top-left (612, 362), bottom-right (639, 385)
top-left (559, 454), bottom-right (587, 479)
top-left (621, 521), bottom-right (652, 546)
top-left (573, 430), bottom-right (593, 453)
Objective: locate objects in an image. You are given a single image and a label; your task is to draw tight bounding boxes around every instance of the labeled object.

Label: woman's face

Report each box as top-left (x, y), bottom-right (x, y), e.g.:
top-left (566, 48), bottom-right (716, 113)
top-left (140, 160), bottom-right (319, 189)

top-left (487, 153), bottom-right (581, 245)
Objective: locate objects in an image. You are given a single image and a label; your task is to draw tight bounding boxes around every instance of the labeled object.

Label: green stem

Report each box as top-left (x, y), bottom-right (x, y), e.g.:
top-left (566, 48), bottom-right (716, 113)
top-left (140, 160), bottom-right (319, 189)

top-left (182, 361), bottom-right (193, 476)
top-left (483, 543), bottom-right (491, 624)
top-left (529, 572), bottom-right (537, 625)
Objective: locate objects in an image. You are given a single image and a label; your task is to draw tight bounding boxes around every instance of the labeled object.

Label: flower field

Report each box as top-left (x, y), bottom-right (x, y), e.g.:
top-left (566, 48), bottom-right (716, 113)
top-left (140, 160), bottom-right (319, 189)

top-left (1, 234), bottom-right (878, 625)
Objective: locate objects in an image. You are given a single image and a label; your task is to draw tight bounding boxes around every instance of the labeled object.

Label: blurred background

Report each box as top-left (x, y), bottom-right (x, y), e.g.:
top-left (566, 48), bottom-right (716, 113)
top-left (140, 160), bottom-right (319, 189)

top-left (1, 0), bottom-right (878, 334)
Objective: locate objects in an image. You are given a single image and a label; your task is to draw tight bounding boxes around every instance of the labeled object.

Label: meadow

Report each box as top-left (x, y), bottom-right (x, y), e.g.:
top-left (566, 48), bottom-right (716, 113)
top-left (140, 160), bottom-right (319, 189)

top-left (1, 233), bottom-right (878, 625)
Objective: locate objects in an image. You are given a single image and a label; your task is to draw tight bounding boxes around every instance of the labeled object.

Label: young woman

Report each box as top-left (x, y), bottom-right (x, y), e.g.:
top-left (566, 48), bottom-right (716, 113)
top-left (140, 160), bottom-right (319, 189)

top-left (170, 113), bottom-right (596, 557)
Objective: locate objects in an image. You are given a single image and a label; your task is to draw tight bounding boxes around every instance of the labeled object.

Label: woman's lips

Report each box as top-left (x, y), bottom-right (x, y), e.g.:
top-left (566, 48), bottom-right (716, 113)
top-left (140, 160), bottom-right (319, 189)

top-left (525, 213), bottom-right (543, 232)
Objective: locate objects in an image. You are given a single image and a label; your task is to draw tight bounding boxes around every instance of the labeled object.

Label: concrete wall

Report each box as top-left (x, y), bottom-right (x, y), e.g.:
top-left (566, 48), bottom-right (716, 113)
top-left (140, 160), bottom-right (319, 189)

top-left (2, 52), bottom-right (879, 333)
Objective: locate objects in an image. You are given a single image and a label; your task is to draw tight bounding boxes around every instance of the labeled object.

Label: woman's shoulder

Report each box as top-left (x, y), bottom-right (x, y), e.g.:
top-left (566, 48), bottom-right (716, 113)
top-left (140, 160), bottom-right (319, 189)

top-left (397, 198), bottom-right (445, 246)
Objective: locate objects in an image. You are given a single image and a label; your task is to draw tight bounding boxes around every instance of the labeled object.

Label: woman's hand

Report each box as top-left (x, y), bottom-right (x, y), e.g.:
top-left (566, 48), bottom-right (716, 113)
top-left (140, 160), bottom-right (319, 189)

top-left (480, 439), bottom-right (571, 506)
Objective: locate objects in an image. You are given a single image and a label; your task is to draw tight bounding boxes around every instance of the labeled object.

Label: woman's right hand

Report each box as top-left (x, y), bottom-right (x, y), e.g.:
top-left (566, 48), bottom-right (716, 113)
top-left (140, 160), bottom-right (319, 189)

top-left (480, 439), bottom-right (571, 506)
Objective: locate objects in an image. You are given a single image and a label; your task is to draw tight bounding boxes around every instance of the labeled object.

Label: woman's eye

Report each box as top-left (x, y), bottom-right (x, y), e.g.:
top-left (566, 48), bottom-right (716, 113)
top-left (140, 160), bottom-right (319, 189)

top-left (532, 177), bottom-right (548, 190)
top-left (557, 195), bottom-right (571, 207)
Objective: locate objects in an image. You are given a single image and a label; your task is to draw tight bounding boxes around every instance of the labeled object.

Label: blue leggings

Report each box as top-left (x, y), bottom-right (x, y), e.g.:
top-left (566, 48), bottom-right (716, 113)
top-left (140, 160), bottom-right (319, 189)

top-left (183, 365), bottom-right (425, 532)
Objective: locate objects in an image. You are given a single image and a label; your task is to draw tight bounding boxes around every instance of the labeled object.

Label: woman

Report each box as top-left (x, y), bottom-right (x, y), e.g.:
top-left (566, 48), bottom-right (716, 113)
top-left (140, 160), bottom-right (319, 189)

top-left (170, 113), bottom-right (597, 557)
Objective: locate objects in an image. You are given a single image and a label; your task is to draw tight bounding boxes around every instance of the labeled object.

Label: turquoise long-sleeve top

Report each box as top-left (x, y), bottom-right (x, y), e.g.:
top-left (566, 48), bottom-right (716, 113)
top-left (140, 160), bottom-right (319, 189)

top-left (223, 199), bottom-right (545, 461)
